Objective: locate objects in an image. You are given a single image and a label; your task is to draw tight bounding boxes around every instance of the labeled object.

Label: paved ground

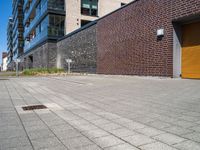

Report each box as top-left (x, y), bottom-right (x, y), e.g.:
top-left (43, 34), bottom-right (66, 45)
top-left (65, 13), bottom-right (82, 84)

top-left (1, 75), bottom-right (200, 150)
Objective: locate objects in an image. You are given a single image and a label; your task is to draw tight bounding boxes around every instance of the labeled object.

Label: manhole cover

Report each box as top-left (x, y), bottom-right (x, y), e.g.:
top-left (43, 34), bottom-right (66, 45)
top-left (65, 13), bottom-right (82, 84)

top-left (22, 105), bottom-right (47, 111)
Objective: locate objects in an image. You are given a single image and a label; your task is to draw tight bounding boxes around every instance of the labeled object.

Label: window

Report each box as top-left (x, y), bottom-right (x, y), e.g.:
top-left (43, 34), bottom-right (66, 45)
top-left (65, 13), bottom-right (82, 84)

top-left (48, 15), bottom-right (65, 36)
top-left (81, 0), bottom-right (98, 16)
top-left (81, 20), bottom-right (91, 27)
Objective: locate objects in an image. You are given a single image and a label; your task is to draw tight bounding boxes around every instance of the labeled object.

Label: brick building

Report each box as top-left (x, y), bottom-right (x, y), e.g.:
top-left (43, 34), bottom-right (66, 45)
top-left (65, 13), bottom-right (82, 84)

top-left (9, 0), bottom-right (200, 78)
top-left (96, 0), bottom-right (200, 78)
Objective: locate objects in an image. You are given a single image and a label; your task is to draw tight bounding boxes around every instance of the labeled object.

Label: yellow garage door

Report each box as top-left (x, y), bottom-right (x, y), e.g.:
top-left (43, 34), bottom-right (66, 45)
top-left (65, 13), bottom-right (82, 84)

top-left (182, 21), bottom-right (200, 79)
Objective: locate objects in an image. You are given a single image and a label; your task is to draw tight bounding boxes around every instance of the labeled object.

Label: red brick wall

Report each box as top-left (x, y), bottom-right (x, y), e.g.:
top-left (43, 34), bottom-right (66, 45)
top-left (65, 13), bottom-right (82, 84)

top-left (96, 0), bottom-right (200, 77)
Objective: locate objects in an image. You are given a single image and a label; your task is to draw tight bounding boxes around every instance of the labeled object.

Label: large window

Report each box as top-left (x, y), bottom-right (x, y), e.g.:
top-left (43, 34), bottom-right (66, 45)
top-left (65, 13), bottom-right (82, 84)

top-left (48, 15), bottom-right (65, 36)
top-left (48, 0), bottom-right (65, 11)
top-left (81, 0), bottom-right (98, 16)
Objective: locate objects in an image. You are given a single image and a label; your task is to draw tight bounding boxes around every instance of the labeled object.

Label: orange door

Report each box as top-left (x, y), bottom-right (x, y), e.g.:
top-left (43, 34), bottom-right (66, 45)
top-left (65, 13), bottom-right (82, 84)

top-left (182, 22), bottom-right (200, 79)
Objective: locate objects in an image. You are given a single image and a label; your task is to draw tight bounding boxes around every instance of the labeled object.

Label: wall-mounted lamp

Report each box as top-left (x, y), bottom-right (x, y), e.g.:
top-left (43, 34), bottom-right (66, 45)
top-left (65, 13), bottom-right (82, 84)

top-left (157, 28), bottom-right (164, 37)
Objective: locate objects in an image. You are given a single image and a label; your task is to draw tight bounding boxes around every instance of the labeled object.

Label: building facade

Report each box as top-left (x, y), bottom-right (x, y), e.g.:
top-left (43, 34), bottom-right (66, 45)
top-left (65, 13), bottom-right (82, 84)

top-left (65, 0), bottom-right (132, 33)
top-left (1, 52), bottom-right (8, 71)
top-left (7, 17), bottom-right (13, 68)
top-left (21, 0), bottom-right (132, 69)
top-left (96, 0), bottom-right (200, 78)
top-left (12, 0), bottom-right (24, 59)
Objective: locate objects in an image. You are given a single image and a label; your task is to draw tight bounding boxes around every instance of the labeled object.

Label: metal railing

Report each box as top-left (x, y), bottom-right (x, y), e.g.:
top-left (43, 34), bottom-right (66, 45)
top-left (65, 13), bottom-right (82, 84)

top-left (24, 1), bottom-right (48, 38)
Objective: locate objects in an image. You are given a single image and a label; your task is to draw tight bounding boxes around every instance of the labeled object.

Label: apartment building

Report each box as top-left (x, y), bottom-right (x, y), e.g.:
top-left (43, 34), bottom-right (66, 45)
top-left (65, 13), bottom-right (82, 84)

top-left (65, 0), bottom-right (132, 33)
top-left (23, 0), bottom-right (65, 53)
top-left (12, 0), bottom-right (24, 59)
top-left (7, 17), bottom-right (13, 66)
top-left (1, 52), bottom-right (8, 71)
top-left (20, 0), bottom-right (132, 69)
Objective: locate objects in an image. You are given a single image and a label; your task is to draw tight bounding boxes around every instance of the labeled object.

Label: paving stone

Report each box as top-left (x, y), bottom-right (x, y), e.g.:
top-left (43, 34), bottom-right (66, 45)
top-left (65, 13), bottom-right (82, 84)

top-left (91, 118), bottom-right (111, 126)
top-left (123, 134), bottom-right (155, 147)
top-left (173, 140), bottom-right (200, 150)
top-left (82, 129), bottom-right (110, 139)
top-left (139, 141), bottom-right (177, 150)
top-left (148, 120), bottom-right (172, 129)
top-left (163, 126), bottom-right (194, 135)
top-left (136, 127), bottom-right (165, 137)
top-left (152, 133), bottom-right (186, 145)
top-left (182, 132), bottom-right (200, 143)
top-left (93, 135), bottom-right (125, 148)
top-left (54, 129), bottom-right (82, 139)
top-left (0, 136), bottom-right (31, 149)
top-left (105, 143), bottom-right (140, 150)
top-left (62, 136), bottom-right (94, 149)
top-left (73, 144), bottom-right (101, 150)
top-left (110, 128), bottom-right (137, 137)
top-left (27, 129), bottom-right (55, 140)
top-left (100, 123), bottom-right (122, 131)
top-left (31, 137), bottom-right (63, 150)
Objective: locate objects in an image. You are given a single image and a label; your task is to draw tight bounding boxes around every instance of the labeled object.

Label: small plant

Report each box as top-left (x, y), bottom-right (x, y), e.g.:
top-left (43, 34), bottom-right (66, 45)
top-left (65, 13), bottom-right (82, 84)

top-left (22, 68), bottom-right (64, 76)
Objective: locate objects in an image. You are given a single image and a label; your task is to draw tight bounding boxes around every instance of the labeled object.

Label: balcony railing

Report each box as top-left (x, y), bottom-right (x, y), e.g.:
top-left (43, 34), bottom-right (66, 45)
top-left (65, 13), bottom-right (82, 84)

top-left (24, 1), bottom-right (48, 38)
top-left (24, 29), bottom-right (48, 52)
top-left (24, 0), bottom-right (38, 24)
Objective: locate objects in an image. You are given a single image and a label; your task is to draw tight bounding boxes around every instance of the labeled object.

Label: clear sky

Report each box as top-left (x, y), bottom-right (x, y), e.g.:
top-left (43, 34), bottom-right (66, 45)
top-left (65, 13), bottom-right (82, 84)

top-left (0, 0), bottom-right (12, 63)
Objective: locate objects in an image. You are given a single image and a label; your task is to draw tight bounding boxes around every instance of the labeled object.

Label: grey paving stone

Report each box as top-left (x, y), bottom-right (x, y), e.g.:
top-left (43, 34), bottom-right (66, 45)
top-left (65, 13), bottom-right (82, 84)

top-left (148, 120), bottom-right (172, 129)
top-left (110, 128), bottom-right (137, 137)
top-left (174, 140), bottom-right (200, 150)
top-left (173, 120), bottom-right (197, 128)
top-left (73, 144), bottom-right (102, 150)
top-left (123, 134), bottom-right (155, 147)
top-left (54, 129), bottom-right (82, 139)
top-left (122, 121), bottom-right (146, 130)
top-left (152, 133), bottom-right (186, 145)
top-left (6, 145), bottom-right (33, 150)
top-left (31, 137), bottom-right (63, 150)
top-left (136, 127), bottom-right (165, 137)
top-left (27, 129), bottom-right (55, 140)
top-left (163, 126), bottom-right (194, 135)
top-left (182, 132), bottom-right (200, 143)
top-left (91, 118), bottom-right (111, 126)
top-left (189, 125), bottom-right (200, 132)
top-left (100, 123), bottom-right (122, 131)
top-left (0, 136), bottom-right (31, 149)
top-left (82, 129), bottom-right (110, 139)
top-left (139, 141), bottom-right (177, 150)
top-left (62, 136), bottom-right (94, 149)
top-left (104, 143), bottom-right (139, 150)
top-left (93, 135), bottom-right (125, 148)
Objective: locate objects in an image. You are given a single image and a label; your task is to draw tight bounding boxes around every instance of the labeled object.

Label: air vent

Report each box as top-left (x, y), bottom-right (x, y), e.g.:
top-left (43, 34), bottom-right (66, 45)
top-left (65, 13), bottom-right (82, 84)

top-left (22, 105), bottom-right (47, 111)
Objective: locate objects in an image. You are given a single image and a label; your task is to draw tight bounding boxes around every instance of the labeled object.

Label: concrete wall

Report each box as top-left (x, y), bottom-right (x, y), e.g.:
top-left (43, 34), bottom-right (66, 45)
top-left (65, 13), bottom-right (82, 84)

top-left (57, 24), bottom-right (97, 73)
top-left (97, 0), bottom-right (200, 77)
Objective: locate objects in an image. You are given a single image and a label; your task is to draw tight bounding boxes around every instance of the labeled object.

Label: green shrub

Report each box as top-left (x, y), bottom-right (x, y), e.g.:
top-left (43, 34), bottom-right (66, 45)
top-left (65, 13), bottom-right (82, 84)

top-left (22, 68), bottom-right (64, 76)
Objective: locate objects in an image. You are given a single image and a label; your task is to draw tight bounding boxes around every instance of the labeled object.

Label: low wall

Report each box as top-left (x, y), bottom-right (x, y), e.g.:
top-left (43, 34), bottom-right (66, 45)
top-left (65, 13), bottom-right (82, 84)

top-left (23, 42), bottom-right (57, 69)
top-left (57, 23), bottom-right (97, 73)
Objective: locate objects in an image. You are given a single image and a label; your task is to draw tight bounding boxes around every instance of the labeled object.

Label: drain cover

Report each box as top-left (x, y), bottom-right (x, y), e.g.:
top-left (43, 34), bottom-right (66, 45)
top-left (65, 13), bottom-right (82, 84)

top-left (22, 105), bottom-right (47, 111)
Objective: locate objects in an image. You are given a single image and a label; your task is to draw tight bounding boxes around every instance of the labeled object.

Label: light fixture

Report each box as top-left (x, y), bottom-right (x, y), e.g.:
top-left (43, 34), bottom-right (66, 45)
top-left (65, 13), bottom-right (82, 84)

top-left (157, 28), bottom-right (164, 37)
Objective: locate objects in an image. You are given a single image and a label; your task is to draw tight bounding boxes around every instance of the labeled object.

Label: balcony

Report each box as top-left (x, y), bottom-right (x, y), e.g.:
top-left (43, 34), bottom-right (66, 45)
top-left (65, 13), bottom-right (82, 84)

top-left (23, 0), bottom-right (30, 10)
top-left (24, 1), bottom-right (48, 38)
top-left (24, 29), bottom-right (48, 52)
top-left (24, 0), bottom-right (38, 24)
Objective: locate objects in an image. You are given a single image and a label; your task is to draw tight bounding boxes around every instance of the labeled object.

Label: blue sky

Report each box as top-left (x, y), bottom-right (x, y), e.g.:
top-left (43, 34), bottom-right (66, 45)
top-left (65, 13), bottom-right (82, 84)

top-left (0, 0), bottom-right (12, 63)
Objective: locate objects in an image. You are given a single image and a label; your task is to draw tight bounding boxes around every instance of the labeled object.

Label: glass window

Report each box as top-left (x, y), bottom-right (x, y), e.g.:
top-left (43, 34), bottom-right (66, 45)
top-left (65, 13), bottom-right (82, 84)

top-left (48, 0), bottom-right (64, 11)
top-left (81, 0), bottom-right (98, 16)
top-left (48, 15), bottom-right (65, 37)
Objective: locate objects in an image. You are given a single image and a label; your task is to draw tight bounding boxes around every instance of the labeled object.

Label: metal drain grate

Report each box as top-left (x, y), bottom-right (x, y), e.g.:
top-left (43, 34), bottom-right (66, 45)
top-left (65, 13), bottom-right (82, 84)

top-left (22, 105), bottom-right (47, 111)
